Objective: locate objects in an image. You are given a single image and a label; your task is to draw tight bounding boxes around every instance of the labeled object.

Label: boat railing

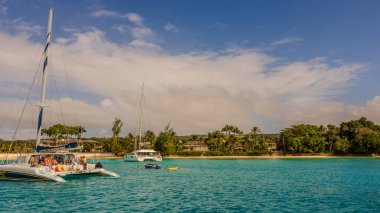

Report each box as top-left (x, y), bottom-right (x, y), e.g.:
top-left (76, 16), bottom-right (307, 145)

top-left (136, 153), bottom-right (161, 158)
top-left (24, 154), bottom-right (95, 171)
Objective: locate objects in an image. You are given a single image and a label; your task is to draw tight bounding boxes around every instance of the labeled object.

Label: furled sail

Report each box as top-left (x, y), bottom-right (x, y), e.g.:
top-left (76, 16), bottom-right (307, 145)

top-left (36, 141), bottom-right (78, 152)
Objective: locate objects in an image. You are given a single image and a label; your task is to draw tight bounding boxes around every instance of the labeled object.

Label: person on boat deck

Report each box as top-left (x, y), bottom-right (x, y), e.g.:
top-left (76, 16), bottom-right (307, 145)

top-left (53, 155), bottom-right (60, 164)
top-left (39, 156), bottom-right (45, 166)
top-left (52, 158), bottom-right (58, 166)
top-left (67, 156), bottom-right (78, 171)
top-left (44, 156), bottom-right (52, 167)
top-left (79, 156), bottom-right (87, 170)
top-left (71, 157), bottom-right (78, 164)
top-left (65, 155), bottom-right (75, 164)
top-left (29, 156), bottom-right (38, 167)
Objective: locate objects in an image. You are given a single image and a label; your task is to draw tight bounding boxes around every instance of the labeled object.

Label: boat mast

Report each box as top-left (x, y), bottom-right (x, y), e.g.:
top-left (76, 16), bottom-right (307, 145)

top-left (137, 82), bottom-right (144, 150)
top-left (36, 8), bottom-right (53, 148)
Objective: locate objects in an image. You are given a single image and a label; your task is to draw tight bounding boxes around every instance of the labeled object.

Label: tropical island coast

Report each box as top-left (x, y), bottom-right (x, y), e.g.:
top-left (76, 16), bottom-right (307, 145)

top-left (1, 117), bottom-right (379, 161)
top-left (1, 153), bottom-right (377, 161)
top-left (165, 154), bottom-right (377, 159)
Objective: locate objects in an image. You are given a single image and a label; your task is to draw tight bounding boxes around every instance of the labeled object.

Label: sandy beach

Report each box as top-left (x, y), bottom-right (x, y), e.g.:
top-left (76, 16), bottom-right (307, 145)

top-left (164, 154), bottom-right (376, 159)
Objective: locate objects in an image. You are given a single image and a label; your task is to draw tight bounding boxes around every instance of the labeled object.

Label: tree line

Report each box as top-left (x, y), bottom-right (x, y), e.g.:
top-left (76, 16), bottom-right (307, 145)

top-left (1, 117), bottom-right (379, 156)
top-left (95, 116), bottom-right (380, 156)
top-left (279, 117), bottom-right (380, 155)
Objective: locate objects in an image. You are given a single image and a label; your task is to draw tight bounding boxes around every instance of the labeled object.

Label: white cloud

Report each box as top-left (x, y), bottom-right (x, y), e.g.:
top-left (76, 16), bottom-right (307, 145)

top-left (0, 29), bottom-right (373, 139)
top-left (346, 96), bottom-right (380, 123)
top-left (63, 27), bottom-right (80, 33)
top-left (0, 6), bottom-right (7, 16)
top-left (125, 13), bottom-right (143, 26)
top-left (90, 9), bottom-right (144, 26)
top-left (91, 10), bottom-right (153, 46)
top-left (100, 98), bottom-right (112, 109)
top-left (0, 18), bottom-right (43, 36)
top-left (129, 39), bottom-right (161, 50)
top-left (14, 23), bottom-right (43, 35)
top-left (0, 32), bottom-right (41, 84)
top-left (0, 97), bottom-right (118, 139)
top-left (90, 9), bottom-right (119, 18)
top-left (272, 37), bottom-right (301, 46)
top-left (112, 25), bottom-right (127, 33)
top-left (129, 27), bottom-right (154, 39)
top-left (164, 23), bottom-right (178, 33)
top-left (55, 37), bottom-right (72, 44)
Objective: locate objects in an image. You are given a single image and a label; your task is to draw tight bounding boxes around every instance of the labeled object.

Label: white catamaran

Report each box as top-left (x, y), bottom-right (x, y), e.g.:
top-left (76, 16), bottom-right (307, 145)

top-left (124, 84), bottom-right (162, 162)
top-left (0, 8), bottom-right (119, 182)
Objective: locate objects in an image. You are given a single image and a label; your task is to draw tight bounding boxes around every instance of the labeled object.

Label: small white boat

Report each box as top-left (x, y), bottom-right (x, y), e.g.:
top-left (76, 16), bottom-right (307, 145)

top-left (124, 149), bottom-right (162, 162)
top-left (145, 162), bottom-right (161, 169)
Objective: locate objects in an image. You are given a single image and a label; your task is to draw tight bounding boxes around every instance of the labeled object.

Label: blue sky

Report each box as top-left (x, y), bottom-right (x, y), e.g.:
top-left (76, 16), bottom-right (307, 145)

top-left (0, 0), bottom-right (379, 138)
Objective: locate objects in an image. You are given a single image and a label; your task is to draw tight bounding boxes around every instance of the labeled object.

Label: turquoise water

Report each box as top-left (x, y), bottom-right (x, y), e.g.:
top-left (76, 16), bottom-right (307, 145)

top-left (0, 158), bottom-right (379, 212)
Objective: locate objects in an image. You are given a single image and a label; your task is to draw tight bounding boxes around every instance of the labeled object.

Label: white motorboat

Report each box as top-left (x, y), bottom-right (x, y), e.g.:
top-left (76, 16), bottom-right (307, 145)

top-left (124, 149), bottom-right (162, 162)
top-left (0, 8), bottom-right (119, 182)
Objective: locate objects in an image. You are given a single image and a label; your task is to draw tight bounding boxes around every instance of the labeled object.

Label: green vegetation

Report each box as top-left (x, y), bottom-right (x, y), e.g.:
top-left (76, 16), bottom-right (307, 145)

top-left (155, 123), bottom-right (179, 155)
top-left (0, 140), bottom-right (35, 153)
top-left (1, 117), bottom-right (379, 156)
top-left (41, 124), bottom-right (86, 140)
top-left (111, 117), bottom-right (124, 155)
top-left (204, 125), bottom-right (275, 155)
top-left (0, 124), bottom-right (86, 153)
top-left (279, 117), bottom-right (380, 155)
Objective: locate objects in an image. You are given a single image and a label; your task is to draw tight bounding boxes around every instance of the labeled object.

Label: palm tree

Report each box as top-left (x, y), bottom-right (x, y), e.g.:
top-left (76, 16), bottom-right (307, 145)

top-left (205, 130), bottom-right (226, 151)
top-left (111, 117), bottom-right (123, 154)
top-left (242, 133), bottom-right (252, 151)
top-left (221, 125), bottom-right (243, 152)
top-left (112, 117), bottom-right (123, 138)
top-left (250, 126), bottom-right (261, 150)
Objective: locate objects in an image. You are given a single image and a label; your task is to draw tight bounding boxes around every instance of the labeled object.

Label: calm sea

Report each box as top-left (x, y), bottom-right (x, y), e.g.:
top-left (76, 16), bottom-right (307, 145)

top-left (0, 158), bottom-right (379, 212)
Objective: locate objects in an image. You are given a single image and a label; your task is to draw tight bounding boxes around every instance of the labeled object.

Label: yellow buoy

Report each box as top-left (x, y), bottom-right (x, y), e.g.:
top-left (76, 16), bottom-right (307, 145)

top-left (167, 167), bottom-right (178, 171)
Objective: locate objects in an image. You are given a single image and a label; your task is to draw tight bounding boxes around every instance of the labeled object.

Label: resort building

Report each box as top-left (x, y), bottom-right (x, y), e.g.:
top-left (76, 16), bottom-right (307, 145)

top-left (80, 140), bottom-right (104, 152)
top-left (182, 141), bottom-right (209, 152)
top-left (234, 147), bottom-right (245, 152)
top-left (267, 140), bottom-right (277, 152)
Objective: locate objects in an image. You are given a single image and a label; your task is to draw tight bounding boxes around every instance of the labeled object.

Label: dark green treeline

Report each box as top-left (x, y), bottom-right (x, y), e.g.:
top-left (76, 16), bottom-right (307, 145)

top-left (1, 117), bottom-right (379, 156)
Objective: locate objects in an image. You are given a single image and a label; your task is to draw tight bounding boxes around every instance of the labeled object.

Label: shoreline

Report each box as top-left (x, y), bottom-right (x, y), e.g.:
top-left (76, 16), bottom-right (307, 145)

top-left (1, 153), bottom-right (378, 160)
top-left (164, 155), bottom-right (378, 159)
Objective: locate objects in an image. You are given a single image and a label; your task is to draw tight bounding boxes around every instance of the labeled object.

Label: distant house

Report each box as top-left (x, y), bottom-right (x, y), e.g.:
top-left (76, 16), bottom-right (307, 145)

top-left (267, 140), bottom-right (277, 152)
top-left (182, 141), bottom-right (209, 152)
top-left (235, 147), bottom-right (246, 152)
top-left (80, 140), bottom-right (104, 152)
top-left (40, 139), bottom-right (55, 145)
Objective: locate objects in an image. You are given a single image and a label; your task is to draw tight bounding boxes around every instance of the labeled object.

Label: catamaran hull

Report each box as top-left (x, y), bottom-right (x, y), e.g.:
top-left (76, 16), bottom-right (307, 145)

top-left (0, 165), bottom-right (119, 182)
top-left (124, 155), bottom-right (140, 162)
top-left (124, 150), bottom-right (162, 162)
top-left (0, 170), bottom-right (51, 181)
top-left (0, 165), bottom-right (66, 182)
top-left (56, 168), bottom-right (120, 178)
